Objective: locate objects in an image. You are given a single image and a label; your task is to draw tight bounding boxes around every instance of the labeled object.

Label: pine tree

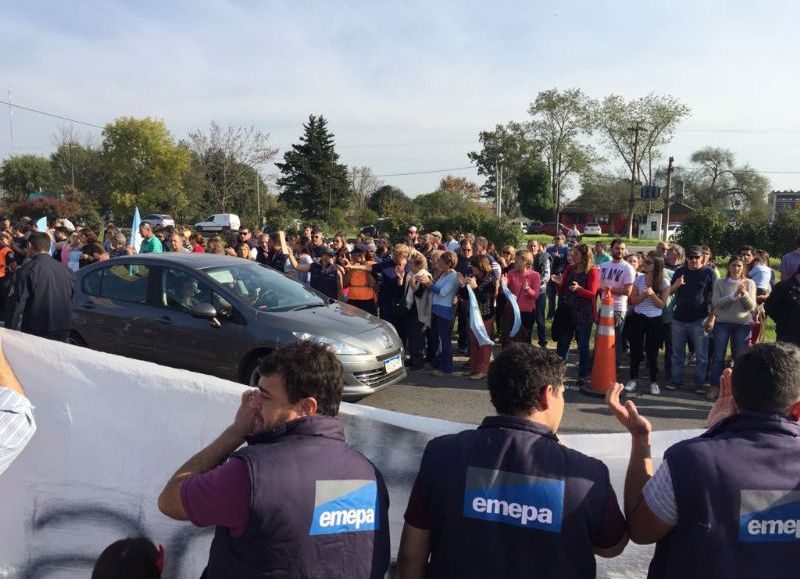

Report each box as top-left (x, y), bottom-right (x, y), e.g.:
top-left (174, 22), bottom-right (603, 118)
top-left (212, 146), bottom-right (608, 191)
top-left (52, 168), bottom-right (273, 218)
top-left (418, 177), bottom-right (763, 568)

top-left (276, 115), bottom-right (349, 221)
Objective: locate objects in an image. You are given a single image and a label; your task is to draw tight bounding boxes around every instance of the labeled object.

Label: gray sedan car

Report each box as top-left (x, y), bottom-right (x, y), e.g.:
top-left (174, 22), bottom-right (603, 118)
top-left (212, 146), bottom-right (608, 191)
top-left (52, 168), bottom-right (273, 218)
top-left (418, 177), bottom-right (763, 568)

top-left (71, 254), bottom-right (406, 399)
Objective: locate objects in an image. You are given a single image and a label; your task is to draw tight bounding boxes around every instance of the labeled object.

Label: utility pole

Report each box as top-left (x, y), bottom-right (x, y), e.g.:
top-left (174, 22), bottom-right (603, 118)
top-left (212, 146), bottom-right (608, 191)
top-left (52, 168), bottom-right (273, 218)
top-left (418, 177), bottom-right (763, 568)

top-left (662, 156), bottom-right (674, 241)
top-left (256, 172), bottom-right (261, 225)
top-left (626, 122), bottom-right (646, 238)
top-left (7, 87), bottom-right (13, 151)
top-left (498, 165), bottom-right (503, 219)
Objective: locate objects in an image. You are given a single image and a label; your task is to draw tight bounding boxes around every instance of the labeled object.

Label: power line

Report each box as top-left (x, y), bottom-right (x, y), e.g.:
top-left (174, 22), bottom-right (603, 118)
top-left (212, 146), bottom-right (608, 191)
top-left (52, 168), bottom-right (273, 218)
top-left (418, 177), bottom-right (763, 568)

top-left (0, 99), bottom-right (104, 130)
top-left (375, 165), bottom-right (477, 177)
top-left (681, 127), bottom-right (800, 134)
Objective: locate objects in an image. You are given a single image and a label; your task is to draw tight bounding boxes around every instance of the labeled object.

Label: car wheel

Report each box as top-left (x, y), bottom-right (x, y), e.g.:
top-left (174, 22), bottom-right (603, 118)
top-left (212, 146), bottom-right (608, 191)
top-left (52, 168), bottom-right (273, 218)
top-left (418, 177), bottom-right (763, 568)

top-left (222, 226), bottom-right (230, 233)
top-left (68, 331), bottom-right (87, 347)
top-left (242, 352), bottom-right (271, 387)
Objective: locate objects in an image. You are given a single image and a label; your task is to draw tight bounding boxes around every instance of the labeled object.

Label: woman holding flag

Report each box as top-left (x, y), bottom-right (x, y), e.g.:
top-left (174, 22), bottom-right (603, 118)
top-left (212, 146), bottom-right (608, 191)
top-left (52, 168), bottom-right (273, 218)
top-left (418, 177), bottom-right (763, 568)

top-left (501, 250), bottom-right (541, 347)
top-left (457, 255), bottom-right (496, 380)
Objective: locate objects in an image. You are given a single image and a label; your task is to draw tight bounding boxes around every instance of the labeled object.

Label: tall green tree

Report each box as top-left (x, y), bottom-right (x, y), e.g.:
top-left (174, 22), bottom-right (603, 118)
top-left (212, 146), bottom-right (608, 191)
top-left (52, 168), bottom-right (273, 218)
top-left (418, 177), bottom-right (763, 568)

top-left (516, 160), bottom-right (553, 219)
top-left (0, 155), bottom-right (55, 204)
top-left (50, 129), bottom-right (108, 209)
top-left (276, 115), bottom-right (348, 220)
top-left (367, 185), bottom-right (411, 216)
top-left (467, 121), bottom-right (541, 216)
top-left (527, 88), bottom-right (595, 221)
top-left (102, 117), bottom-right (191, 218)
top-left (592, 93), bottom-right (690, 236)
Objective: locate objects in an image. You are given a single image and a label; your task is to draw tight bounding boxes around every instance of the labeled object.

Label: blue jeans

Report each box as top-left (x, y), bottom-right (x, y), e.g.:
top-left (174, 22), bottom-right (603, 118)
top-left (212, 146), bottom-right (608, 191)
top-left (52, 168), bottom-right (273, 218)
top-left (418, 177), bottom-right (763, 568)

top-left (671, 319), bottom-right (709, 386)
top-left (556, 321), bottom-right (593, 378)
top-left (535, 291), bottom-right (548, 347)
top-left (710, 322), bottom-right (750, 387)
top-left (431, 314), bottom-right (454, 374)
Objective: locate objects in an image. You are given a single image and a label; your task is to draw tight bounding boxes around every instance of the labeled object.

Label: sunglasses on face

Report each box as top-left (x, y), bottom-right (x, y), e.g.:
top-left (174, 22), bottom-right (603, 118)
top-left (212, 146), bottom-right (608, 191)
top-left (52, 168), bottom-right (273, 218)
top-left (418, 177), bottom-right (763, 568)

top-left (688, 255), bottom-right (701, 260)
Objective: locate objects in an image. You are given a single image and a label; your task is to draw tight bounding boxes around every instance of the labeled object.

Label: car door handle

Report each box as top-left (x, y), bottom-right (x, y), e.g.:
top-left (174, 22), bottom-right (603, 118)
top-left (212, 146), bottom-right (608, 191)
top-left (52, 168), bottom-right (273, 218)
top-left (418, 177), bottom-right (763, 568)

top-left (157, 316), bottom-right (172, 325)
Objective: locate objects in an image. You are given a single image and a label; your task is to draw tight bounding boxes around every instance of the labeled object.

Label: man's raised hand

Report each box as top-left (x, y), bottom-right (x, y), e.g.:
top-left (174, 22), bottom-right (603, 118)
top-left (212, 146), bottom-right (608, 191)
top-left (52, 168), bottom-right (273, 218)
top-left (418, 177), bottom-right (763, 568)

top-left (606, 383), bottom-right (652, 439)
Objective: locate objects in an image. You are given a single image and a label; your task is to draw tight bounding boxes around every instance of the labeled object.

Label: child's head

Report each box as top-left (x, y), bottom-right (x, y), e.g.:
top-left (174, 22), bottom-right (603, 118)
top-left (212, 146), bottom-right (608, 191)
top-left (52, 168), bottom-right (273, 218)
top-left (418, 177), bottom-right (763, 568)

top-left (92, 538), bottom-right (163, 579)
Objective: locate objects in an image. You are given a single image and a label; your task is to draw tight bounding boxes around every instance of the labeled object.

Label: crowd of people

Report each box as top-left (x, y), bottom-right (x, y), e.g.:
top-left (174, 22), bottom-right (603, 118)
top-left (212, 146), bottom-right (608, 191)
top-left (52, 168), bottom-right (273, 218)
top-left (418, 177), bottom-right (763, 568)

top-left (1, 213), bottom-right (800, 577)
top-left (1, 214), bottom-right (800, 394)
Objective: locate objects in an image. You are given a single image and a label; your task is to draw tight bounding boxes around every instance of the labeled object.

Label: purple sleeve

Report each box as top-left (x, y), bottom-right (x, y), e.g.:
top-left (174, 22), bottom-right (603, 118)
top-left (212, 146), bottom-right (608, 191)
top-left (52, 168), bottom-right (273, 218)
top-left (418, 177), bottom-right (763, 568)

top-left (180, 456), bottom-right (251, 538)
top-left (592, 481), bottom-right (627, 549)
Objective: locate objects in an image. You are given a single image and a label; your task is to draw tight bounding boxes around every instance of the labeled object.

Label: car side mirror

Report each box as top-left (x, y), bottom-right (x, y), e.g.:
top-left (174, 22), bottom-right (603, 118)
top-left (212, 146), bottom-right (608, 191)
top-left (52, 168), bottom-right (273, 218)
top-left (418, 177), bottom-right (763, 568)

top-left (190, 303), bottom-right (218, 319)
top-left (191, 303), bottom-right (222, 328)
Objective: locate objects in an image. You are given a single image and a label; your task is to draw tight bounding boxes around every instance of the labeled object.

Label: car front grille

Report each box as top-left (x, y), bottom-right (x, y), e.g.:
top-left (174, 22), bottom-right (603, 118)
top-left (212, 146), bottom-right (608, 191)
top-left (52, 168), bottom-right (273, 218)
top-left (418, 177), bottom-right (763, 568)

top-left (354, 362), bottom-right (405, 389)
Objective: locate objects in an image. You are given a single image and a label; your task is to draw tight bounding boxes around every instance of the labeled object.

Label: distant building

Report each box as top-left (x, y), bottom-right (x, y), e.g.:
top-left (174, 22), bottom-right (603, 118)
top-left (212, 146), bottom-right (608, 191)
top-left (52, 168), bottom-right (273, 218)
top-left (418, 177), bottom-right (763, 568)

top-left (769, 190), bottom-right (800, 220)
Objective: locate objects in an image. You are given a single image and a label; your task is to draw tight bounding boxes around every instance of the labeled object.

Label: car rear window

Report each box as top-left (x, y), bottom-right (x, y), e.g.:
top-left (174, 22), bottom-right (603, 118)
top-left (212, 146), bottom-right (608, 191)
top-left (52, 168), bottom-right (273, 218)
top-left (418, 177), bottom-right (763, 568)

top-left (100, 264), bottom-right (150, 303)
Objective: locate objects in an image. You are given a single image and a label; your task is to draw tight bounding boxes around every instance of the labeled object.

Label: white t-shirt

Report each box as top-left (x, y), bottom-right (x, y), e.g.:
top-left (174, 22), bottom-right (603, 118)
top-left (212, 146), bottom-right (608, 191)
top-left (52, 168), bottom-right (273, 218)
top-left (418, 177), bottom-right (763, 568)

top-left (642, 461), bottom-right (678, 525)
top-left (633, 275), bottom-right (670, 317)
top-left (599, 260), bottom-right (636, 312)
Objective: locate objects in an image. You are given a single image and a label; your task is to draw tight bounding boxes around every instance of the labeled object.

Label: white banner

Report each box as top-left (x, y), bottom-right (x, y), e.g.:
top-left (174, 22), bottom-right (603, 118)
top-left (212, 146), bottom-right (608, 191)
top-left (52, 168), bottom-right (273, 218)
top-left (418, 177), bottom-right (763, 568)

top-left (0, 330), bottom-right (700, 578)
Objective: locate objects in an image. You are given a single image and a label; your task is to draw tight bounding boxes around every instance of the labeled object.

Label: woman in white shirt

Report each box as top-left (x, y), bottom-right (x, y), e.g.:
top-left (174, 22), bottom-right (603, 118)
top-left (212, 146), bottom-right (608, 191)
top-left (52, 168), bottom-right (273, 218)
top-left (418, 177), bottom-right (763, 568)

top-left (625, 255), bottom-right (670, 395)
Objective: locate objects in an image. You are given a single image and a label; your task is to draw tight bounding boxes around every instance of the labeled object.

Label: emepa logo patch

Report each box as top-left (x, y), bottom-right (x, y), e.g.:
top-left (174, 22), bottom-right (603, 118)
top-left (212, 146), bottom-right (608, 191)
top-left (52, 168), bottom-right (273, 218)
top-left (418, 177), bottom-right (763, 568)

top-left (463, 466), bottom-right (564, 533)
top-left (309, 479), bottom-right (379, 536)
top-left (740, 490), bottom-right (800, 543)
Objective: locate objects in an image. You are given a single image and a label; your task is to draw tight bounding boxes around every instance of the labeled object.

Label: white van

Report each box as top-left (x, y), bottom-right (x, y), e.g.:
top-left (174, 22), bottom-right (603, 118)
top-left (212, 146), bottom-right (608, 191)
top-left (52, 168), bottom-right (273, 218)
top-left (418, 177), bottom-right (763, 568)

top-left (194, 214), bottom-right (241, 233)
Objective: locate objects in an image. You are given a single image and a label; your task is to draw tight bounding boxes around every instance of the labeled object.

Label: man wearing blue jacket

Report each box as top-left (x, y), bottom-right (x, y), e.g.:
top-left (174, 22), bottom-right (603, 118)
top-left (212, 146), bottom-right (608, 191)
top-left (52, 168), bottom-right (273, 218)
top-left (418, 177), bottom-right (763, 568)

top-left (158, 341), bottom-right (390, 579)
top-left (608, 342), bottom-right (800, 578)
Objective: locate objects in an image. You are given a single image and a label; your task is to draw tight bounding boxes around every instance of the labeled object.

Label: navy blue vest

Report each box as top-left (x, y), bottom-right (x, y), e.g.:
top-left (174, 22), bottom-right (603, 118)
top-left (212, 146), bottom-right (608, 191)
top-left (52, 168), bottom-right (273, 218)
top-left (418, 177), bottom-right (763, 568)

top-left (648, 412), bottom-right (800, 579)
top-left (416, 415), bottom-right (617, 579)
top-left (203, 415), bottom-right (390, 579)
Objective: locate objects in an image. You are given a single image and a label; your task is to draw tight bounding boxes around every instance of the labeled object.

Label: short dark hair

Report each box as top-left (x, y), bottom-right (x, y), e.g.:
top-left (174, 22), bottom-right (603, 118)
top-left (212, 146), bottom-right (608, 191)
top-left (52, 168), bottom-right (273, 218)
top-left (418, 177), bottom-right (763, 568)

top-left (610, 238), bottom-right (624, 249)
top-left (488, 343), bottom-right (565, 415)
top-left (732, 343), bottom-right (800, 414)
top-left (257, 341), bottom-right (344, 416)
top-left (739, 244), bottom-right (755, 254)
top-left (28, 232), bottom-right (52, 253)
top-left (92, 537), bottom-right (160, 579)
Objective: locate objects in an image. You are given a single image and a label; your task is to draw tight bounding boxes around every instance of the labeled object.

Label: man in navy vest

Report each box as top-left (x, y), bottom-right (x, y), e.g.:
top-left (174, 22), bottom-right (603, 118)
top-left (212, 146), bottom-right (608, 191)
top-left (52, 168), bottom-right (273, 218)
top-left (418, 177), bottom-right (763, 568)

top-left (158, 341), bottom-right (390, 578)
top-left (607, 341), bottom-right (800, 578)
top-left (398, 344), bottom-right (628, 579)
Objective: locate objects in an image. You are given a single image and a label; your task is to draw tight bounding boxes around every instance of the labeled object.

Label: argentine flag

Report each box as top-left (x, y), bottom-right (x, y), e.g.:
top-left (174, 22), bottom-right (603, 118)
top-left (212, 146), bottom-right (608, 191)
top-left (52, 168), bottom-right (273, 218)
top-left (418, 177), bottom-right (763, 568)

top-left (129, 207), bottom-right (142, 252)
top-left (466, 286), bottom-right (494, 347)
top-left (500, 280), bottom-right (522, 338)
top-left (35, 216), bottom-right (56, 256)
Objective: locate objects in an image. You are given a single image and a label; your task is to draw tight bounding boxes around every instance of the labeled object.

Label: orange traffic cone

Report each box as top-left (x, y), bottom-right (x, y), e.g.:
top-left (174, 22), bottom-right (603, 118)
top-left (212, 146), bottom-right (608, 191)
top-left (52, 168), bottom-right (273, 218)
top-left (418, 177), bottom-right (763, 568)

top-left (588, 287), bottom-right (616, 395)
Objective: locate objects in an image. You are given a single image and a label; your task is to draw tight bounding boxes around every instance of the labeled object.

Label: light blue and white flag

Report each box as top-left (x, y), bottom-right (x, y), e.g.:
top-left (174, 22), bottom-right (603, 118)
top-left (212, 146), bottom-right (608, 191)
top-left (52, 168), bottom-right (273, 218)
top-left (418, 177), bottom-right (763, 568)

top-left (129, 207), bottom-right (142, 252)
top-left (501, 281), bottom-right (521, 338)
top-left (36, 216), bottom-right (56, 256)
top-left (466, 286), bottom-right (494, 347)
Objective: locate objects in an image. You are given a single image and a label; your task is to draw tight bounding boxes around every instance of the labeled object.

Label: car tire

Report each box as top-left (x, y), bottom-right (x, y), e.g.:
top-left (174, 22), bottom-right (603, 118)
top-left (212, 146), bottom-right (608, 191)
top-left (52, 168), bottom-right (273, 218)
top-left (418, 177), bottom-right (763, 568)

top-left (242, 352), bottom-right (271, 387)
top-left (222, 226), bottom-right (230, 233)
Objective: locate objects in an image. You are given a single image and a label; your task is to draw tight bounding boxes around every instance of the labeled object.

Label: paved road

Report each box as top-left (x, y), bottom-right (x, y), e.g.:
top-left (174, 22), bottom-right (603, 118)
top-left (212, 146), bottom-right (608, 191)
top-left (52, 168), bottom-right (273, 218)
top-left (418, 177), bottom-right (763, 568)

top-left (358, 349), bottom-right (713, 434)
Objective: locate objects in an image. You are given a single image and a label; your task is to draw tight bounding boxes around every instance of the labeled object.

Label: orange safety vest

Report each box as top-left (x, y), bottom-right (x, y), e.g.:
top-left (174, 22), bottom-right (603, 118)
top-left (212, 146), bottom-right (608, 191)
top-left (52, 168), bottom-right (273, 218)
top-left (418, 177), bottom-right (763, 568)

top-left (0, 246), bottom-right (11, 278)
top-left (347, 269), bottom-right (375, 301)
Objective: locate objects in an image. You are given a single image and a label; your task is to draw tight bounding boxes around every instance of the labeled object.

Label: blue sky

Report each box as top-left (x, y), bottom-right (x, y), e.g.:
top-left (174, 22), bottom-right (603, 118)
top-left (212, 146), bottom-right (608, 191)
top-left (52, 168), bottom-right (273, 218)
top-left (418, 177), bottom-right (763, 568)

top-left (2, 0), bottom-right (800, 197)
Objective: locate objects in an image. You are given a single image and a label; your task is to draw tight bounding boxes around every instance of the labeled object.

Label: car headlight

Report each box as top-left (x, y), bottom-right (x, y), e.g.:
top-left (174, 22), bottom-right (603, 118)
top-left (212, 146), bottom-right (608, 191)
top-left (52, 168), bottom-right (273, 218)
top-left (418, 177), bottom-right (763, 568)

top-left (291, 332), bottom-right (368, 355)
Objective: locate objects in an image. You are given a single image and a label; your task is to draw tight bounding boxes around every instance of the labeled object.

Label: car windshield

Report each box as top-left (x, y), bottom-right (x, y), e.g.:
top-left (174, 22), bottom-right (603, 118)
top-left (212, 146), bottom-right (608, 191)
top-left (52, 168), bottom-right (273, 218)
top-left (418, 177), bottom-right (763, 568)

top-left (203, 261), bottom-right (327, 312)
